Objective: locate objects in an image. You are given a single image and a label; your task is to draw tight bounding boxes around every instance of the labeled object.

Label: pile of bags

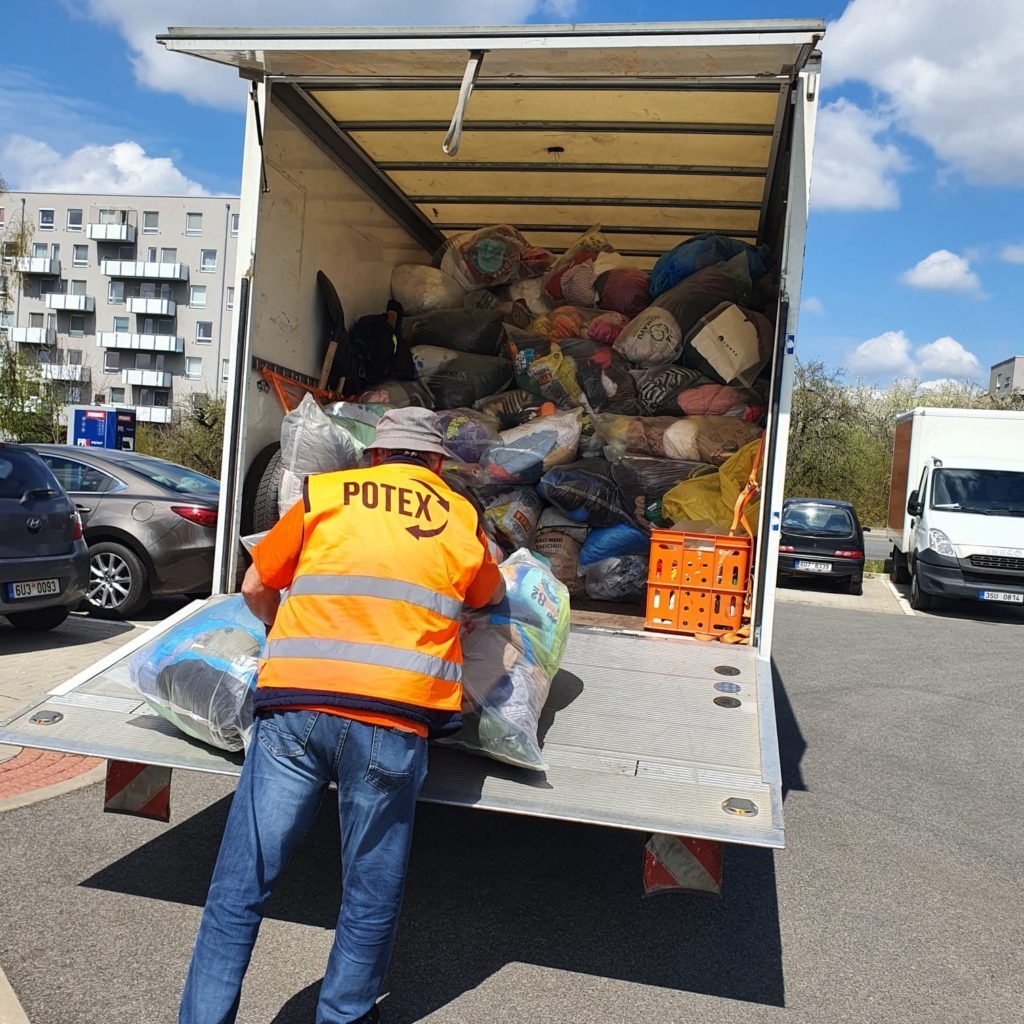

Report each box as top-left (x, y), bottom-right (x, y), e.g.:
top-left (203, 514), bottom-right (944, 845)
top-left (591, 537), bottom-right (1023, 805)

top-left (277, 226), bottom-right (774, 602)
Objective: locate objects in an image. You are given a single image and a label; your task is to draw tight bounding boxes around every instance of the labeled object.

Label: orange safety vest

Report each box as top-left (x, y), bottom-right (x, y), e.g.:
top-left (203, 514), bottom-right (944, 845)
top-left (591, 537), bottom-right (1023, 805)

top-left (255, 462), bottom-right (488, 736)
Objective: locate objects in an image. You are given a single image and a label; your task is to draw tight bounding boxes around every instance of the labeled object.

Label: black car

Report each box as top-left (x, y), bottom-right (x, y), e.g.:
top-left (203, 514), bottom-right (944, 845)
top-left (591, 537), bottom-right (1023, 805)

top-left (778, 498), bottom-right (866, 595)
top-left (0, 443), bottom-right (90, 631)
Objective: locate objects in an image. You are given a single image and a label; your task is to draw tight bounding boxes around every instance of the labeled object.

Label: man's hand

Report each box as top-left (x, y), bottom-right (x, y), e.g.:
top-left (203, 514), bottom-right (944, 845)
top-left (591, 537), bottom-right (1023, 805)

top-left (241, 563), bottom-right (282, 627)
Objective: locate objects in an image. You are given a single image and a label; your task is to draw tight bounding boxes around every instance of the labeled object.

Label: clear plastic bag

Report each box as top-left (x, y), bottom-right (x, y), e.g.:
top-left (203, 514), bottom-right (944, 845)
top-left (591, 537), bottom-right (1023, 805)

top-left (483, 486), bottom-right (544, 550)
top-left (578, 523), bottom-right (650, 568)
top-left (480, 409), bottom-right (582, 487)
top-left (675, 382), bottom-right (765, 421)
top-left (436, 408), bottom-right (501, 464)
top-left (613, 307), bottom-right (684, 367)
top-left (609, 454), bottom-right (716, 526)
top-left (391, 264), bottom-right (465, 313)
top-left (440, 225), bottom-right (551, 290)
top-left (538, 458), bottom-right (633, 528)
top-left (661, 417), bottom-right (764, 465)
top-left (357, 380), bottom-right (434, 408)
top-left (129, 596), bottom-right (265, 752)
top-left (650, 233), bottom-right (771, 297)
top-left (595, 266), bottom-right (650, 318)
top-left (401, 309), bottom-right (506, 356)
top-left (411, 346), bottom-right (513, 408)
top-left (584, 554), bottom-right (650, 603)
top-left (594, 414), bottom-right (680, 459)
top-left (447, 550), bottom-right (571, 770)
top-left (473, 389), bottom-right (546, 430)
top-left (632, 366), bottom-right (706, 416)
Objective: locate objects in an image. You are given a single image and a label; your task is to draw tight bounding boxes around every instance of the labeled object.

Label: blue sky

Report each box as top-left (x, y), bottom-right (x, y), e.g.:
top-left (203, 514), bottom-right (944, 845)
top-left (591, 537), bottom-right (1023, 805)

top-left (2, 0), bottom-right (1021, 384)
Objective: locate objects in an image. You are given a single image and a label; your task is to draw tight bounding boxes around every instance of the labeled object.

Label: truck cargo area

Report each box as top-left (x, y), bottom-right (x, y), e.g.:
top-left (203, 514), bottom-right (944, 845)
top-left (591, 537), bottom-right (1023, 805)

top-left (0, 23), bottom-right (822, 851)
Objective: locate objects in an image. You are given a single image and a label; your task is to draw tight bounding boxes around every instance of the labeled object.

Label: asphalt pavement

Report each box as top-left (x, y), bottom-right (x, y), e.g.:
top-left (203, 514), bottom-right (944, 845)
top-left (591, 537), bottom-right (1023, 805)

top-left (1, 601), bottom-right (1022, 1024)
top-left (863, 531), bottom-right (891, 561)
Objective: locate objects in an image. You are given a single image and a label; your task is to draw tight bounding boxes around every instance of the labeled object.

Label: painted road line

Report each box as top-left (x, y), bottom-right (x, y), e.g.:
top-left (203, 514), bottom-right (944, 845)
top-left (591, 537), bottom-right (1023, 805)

top-left (885, 579), bottom-right (915, 616)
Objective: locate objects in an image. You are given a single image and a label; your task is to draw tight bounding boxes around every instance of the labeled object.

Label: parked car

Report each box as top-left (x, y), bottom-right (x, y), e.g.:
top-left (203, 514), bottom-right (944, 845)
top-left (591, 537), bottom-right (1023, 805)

top-left (0, 443), bottom-right (89, 631)
top-left (30, 446), bottom-right (220, 619)
top-left (778, 498), bottom-right (867, 595)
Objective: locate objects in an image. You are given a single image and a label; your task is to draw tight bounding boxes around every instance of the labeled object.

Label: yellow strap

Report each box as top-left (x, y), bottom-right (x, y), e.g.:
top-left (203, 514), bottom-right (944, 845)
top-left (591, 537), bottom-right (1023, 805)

top-left (729, 436), bottom-right (766, 538)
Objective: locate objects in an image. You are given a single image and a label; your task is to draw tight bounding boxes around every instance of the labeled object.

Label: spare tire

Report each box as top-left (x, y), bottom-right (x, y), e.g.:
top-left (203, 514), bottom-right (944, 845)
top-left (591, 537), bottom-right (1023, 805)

top-left (240, 442), bottom-right (282, 535)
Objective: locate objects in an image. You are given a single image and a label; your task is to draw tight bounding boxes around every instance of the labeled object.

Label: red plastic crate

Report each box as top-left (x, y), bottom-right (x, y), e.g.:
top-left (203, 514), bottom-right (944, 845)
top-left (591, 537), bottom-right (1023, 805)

top-left (645, 530), bottom-right (752, 636)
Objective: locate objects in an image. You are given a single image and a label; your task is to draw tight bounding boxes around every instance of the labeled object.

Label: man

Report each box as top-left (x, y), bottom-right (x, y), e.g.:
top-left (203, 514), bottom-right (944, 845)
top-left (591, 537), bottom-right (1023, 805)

top-left (180, 408), bottom-right (504, 1024)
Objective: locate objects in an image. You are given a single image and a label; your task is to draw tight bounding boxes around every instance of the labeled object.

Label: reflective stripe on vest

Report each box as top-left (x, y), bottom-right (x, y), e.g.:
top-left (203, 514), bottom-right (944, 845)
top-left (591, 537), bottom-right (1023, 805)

top-left (287, 573), bottom-right (463, 622)
top-left (265, 637), bottom-right (463, 684)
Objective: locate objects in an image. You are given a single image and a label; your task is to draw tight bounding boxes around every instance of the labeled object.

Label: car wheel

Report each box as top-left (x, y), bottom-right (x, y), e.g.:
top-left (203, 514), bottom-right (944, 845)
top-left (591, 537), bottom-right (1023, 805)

top-left (910, 572), bottom-right (934, 612)
top-left (87, 542), bottom-right (149, 619)
top-left (889, 548), bottom-right (911, 585)
top-left (848, 577), bottom-right (863, 596)
top-left (5, 605), bottom-right (70, 632)
top-left (240, 442), bottom-right (282, 536)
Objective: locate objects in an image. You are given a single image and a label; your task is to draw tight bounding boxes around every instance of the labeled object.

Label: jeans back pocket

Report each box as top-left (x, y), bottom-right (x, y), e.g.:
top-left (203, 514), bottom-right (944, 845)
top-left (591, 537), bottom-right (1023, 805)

top-left (365, 725), bottom-right (422, 794)
top-left (256, 710), bottom-right (318, 758)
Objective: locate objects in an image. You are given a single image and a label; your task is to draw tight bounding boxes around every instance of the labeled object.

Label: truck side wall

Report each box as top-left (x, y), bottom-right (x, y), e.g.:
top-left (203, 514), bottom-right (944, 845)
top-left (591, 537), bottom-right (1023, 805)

top-left (888, 417), bottom-right (913, 545)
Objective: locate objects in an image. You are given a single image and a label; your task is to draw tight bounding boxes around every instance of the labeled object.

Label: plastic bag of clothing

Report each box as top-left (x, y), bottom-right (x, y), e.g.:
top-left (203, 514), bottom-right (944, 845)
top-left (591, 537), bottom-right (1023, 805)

top-left (662, 437), bottom-right (763, 535)
top-left (505, 326), bottom-right (555, 395)
top-left (400, 309), bottom-right (506, 356)
top-left (527, 338), bottom-right (639, 414)
top-left (483, 486), bottom-right (544, 550)
top-left (596, 266), bottom-right (650, 318)
top-left (609, 455), bottom-right (717, 526)
top-left (129, 596), bottom-right (265, 752)
top-left (543, 226), bottom-right (617, 280)
top-left (538, 458), bottom-right (633, 528)
top-left (449, 550), bottom-right (571, 770)
top-left (436, 408), bottom-right (501, 464)
top-left (594, 414), bottom-right (680, 459)
top-left (357, 379), bottom-right (434, 408)
top-left (411, 346), bottom-right (512, 408)
top-left (324, 401), bottom-right (388, 452)
top-left (682, 303), bottom-right (774, 388)
top-left (632, 366), bottom-right (706, 416)
top-left (613, 306), bottom-right (684, 367)
top-left (661, 417), bottom-right (764, 466)
top-left (533, 508), bottom-right (587, 596)
top-left (654, 253), bottom-right (754, 338)
top-left (528, 306), bottom-right (604, 343)
top-left (473, 389), bottom-right (546, 430)
top-left (585, 311), bottom-right (630, 346)
top-left (649, 234), bottom-right (771, 298)
top-left (279, 394), bottom-right (362, 513)
top-left (578, 523), bottom-right (650, 569)
top-left (480, 409), bottom-right (582, 487)
top-left (676, 382), bottom-right (766, 421)
top-left (584, 555), bottom-right (650, 603)
top-left (440, 225), bottom-right (550, 290)
top-left (391, 264), bottom-right (464, 313)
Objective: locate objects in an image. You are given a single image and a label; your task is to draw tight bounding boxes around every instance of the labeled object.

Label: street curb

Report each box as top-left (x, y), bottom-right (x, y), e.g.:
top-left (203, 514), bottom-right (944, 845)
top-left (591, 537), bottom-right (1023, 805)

top-left (0, 963), bottom-right (31, 1024)
top-left (0, 763), bottom-right (105, 815)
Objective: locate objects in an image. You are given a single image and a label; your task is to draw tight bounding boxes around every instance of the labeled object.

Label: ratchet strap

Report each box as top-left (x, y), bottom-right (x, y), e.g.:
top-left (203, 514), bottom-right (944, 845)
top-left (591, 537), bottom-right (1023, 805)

top-left (730, 435), bottom-right (766, 539)
top-left (443, 51), bottom-right (485, 156)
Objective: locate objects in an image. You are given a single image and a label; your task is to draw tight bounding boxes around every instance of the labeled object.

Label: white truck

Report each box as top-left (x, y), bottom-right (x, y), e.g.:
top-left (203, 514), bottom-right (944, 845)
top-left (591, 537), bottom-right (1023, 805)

top-left (0, 20), bottom-right (824, 878)
top-left (887, 408), bottom-right (1024, 612)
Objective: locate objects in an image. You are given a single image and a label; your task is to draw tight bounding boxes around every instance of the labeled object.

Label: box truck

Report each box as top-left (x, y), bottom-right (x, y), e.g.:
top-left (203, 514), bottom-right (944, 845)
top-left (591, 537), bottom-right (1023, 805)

top-left (887, 408), bottom-right (1024, 611)
top-left (0, 20), bottom-right (824, 873)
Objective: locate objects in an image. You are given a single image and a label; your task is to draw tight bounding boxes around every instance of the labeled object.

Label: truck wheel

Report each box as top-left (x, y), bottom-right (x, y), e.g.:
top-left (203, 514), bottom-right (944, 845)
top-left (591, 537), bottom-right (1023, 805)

top-left (910, 572), bottom-right (934, 612)
top-left (87, 542), bottom-right (150, 619)
top-left (240, 442), bottom-right (282, 536)
top-left (889, 548), bottom-right (911, 585)
top-left (5, 605), bottom-right (70, 632)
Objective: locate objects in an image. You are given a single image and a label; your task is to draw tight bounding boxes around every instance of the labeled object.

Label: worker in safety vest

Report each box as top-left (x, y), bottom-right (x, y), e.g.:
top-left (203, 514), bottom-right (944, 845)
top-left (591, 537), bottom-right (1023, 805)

top-left (180, 407), bottom-right (504, 1024)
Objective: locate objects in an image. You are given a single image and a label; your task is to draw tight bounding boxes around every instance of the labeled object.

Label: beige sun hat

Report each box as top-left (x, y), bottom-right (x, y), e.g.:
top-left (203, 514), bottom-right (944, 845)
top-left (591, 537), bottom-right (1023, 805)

top-left (369, 407), bottom-right (450, 457)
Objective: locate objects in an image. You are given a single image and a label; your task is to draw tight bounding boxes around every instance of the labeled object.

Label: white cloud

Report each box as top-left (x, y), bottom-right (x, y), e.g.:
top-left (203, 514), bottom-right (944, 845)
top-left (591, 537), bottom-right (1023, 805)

top-left (811, 99), bottom-right (909, 211)
top-left (801, 296), bottom-right (825, 315)
top-left (847, 330), bottom-right (983, 381)
top-left (71, 0), bottom-right (578, 109)
top-left (999, 244), bottom-right (1024, 264)
top-left (0, 136), bottom-right (211, 196)
top-left (918, 378), bottom-right (960, 393)
top-left (900, 250), bottom-right (984, 295)
top-left (826, 0), bottom-right (1024, 187)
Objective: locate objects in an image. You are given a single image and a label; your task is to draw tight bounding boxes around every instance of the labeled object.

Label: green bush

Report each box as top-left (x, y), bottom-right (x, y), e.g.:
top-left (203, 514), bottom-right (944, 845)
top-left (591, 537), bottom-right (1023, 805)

top-left (135, 398), bottom-right (225, 479)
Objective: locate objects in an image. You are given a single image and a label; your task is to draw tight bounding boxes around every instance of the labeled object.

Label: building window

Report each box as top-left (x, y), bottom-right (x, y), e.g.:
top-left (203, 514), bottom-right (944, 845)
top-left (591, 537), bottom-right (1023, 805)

top-left (0, 207), bottom-right (5, 228)
top-left (70, 280), bottom-right (86, 296)
top-left (196, 321), bottom-right (213, 344)
top-left (160, 247), bottom-right (177, 263)
top-left (117, 245), bottom-right (134, 260)
top-left (190, 285), bottom-right (207, 308)
top-left (186, 212), bottom-right (203, 235)
top-left (103, 350), bottom-right (120, 373)
top-left (108, 281), bottom-right (125, 304)
top-left (51, 243), bottom-right (60, 262)
top-left (72, 244), bottom-right (89, 267)
top-left (146, 247), bottom-right (158, 262)
top-left (221, 358), bottom-right (230, 382)
top-left (0, 311), bottom-right (12, 328)
top-left (200, 249), bottom-right (217, 272)
top-left (67, 349), bottom-right (83, 366)
top-left (153, 390), bottom-right (169, 407)
top-left (142, 211), bottom-right (158, 233)
top-left (185, 356), bottom-right (203, 379)
top-left (226, 286), bottom-right (235, 310)
top-left (230, 213), bottom-right (239, 236)
top-left (110, 387), bottom-right (125, 404)
top-left (69, 315), bottom-right (85, 337)
top-left (33, 242), bottom-right (49, 259)
top-left (38, 209), bottom-right (55, 230)
top-left (67, 209), bottom-right (83, 231)
top-left (47, 313), bottom-right (56, 332)
top-left (29, 312), bottom-right (44, 328)
top-left (112, 316), bottom-right (129, 333)
top-left (98, 209), bottom-right (128, 226)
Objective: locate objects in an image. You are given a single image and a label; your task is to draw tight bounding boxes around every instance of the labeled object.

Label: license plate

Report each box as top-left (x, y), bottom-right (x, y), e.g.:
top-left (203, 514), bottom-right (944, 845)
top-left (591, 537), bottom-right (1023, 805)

top-left (980, 590), bottom-right (1024, 604)
top-left (7, 578), bottom-right (60, 600)
top-left (795, 560), bottom-right (832, 574)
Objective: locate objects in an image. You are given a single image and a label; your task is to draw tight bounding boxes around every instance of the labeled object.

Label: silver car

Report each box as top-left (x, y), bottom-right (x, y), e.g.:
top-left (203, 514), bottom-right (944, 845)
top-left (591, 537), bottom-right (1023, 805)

top-left (31, 446), bottom-right (220, 619)
top-left (0, 443), bottom-right (90, 631)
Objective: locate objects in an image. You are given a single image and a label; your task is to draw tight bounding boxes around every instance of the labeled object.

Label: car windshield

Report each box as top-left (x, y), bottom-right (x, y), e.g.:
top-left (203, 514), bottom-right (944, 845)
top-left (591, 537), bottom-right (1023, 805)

top-left (0, 448), bottom-right (62, 500)
top-left (116, 454), bottom-right (219, 496)
top-left (782, 503), bottom-right (855, 536)
top-left (931, 468), bottom-right (1024, 515)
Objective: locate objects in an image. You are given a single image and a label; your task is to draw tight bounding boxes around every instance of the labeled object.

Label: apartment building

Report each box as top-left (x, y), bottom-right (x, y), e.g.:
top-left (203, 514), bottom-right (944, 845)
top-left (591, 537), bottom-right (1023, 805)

top-left (0, 192), bottom-right (239, 424)
top-left (989, 356), bottom-right (1024, 398)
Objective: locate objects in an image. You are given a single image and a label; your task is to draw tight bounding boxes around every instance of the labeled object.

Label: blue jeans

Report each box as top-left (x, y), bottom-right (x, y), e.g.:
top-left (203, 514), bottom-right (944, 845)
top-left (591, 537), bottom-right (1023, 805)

top-left (179, 709), bottom-right (428, 1024)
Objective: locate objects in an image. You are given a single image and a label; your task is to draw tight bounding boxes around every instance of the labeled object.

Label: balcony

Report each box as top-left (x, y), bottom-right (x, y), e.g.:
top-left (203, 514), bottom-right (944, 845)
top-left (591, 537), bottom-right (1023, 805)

top-left (14, 257), bottom-right (61, 275)
top-left (8, 326), bottom-right (57, 345)
top-left (45, 293), bottom-right (96, 313)
top-left (127, 297), bottom-right (177, 316)
top-left (98, 332), bottom-right (184, 354)
top-left (133, 406), bottom-right (173, 424)
top-left (101, 260), bottom-right (188, 282)
top-left (122, 368), bottom-right (172, 388)
top-left (38, 363), bottom-right (90, 383)
top-left (88, 223), bottom-right (136, 243)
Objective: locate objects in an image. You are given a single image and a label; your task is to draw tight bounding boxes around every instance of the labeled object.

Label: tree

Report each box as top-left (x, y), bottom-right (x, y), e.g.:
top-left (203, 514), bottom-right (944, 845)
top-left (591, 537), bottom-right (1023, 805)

top-left (135, 396), bottom-right (225, 478)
